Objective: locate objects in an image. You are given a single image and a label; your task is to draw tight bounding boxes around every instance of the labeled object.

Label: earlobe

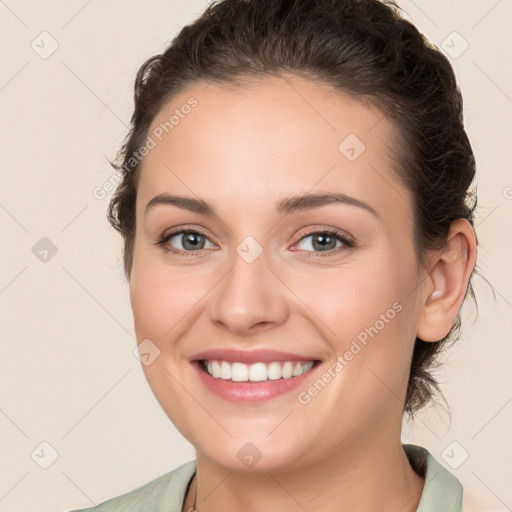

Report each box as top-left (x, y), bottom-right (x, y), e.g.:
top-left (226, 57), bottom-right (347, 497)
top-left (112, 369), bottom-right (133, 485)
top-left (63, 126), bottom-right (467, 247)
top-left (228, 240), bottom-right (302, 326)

top-left (416, 219), bottom-right (477, 342)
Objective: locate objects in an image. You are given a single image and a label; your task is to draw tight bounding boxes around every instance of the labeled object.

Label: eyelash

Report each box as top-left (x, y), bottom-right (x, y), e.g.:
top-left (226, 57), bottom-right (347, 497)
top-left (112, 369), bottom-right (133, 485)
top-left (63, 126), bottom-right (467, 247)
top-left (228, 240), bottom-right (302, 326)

top-left (154, 225), bottom-right (355, 258)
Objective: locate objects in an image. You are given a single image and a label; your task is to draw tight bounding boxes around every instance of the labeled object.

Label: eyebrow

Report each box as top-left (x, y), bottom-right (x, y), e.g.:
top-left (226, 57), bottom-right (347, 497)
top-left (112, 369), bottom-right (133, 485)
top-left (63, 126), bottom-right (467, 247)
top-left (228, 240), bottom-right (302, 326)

top-left (144, 192), bottom-right (379, 218)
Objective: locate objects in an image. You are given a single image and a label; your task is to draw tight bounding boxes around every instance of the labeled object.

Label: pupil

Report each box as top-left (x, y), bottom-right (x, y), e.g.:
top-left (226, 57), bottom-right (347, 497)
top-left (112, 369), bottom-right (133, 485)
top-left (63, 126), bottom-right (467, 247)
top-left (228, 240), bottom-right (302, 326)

top-left (184, 233), bottom-right (204, 250)
top-left (313, 234), bottom-right (335, 251)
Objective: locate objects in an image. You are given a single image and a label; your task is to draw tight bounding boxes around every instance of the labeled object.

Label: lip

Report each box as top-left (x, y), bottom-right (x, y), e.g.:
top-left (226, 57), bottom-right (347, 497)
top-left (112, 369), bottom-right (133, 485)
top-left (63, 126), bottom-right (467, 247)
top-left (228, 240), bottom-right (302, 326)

top-left (190, 348), bottom-right (320, 364)
top-left (191, 357), bottom-right (322, 403)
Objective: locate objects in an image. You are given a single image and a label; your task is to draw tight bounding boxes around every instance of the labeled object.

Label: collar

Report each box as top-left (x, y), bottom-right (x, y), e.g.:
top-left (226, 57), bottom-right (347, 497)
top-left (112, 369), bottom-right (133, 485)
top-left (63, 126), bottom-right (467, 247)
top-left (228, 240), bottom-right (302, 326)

top-left (403, 443), bottom-right (463, 511)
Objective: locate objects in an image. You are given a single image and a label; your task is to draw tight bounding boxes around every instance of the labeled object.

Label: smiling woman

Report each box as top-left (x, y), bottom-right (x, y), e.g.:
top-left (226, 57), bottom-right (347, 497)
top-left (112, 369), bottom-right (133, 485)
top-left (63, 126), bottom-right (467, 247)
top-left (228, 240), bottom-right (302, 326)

top-left (68, 0), bottom-right (479, 511)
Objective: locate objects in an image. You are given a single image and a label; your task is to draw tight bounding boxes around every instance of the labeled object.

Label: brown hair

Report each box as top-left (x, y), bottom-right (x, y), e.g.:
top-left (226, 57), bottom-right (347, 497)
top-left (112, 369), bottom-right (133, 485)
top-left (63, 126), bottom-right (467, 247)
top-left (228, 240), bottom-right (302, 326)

top-left (107, 0), bottom-right (479, 417)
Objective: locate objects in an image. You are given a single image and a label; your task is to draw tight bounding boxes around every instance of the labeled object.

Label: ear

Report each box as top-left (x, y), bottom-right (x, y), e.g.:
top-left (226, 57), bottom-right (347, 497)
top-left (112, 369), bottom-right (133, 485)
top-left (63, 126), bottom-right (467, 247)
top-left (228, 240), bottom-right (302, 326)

top-left (416, 218), bottom-right (477, 342)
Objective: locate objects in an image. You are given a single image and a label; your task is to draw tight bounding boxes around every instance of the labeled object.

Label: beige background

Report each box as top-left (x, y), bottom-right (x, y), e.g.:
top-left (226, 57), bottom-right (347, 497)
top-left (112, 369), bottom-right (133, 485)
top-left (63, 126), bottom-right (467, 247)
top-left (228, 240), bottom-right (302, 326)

top-left (0, 1), bottom-right (511, 511)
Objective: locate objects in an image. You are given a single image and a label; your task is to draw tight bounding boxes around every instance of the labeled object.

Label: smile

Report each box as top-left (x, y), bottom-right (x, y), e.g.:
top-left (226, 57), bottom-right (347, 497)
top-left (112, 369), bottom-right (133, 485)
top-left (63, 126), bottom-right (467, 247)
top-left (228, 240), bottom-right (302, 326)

top-left (190, 348), bottom-right (323, 402)
top-left (201, 360), bottom-right (316, 382)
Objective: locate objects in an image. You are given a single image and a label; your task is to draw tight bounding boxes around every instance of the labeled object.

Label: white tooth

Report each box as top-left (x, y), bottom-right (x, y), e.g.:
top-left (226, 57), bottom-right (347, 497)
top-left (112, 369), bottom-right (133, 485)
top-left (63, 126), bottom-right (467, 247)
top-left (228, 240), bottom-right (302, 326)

top-left (302, 361), bottom-right (314, 373)
top-left (292, 362), bottom-right (303, 377)
top-left (249, 362), bottom-right (268, 381)
top-left (231, 362), bottom-right (249, 381)
top-left (206, 359), bottom-right (315, 380)
top-left (267, 361), bottom-right (282, 380)
top-left (220, 361), bottom-right (231, 380)
top-left (281, 361), bottom-right (293, 379)
top-left (211, 360), bottom-right (221, 378)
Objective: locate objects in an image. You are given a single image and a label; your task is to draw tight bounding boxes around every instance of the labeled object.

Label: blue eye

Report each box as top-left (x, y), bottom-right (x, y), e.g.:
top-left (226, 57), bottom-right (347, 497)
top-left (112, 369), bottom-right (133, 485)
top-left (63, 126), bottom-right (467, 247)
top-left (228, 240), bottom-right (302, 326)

top-left (156, 228), bottom-right (215, 255)
top-left (155, 226), bottom-right (355, 258)
top-left (292, 228), bottom-right (354, 258)
top-left (296, 231), bottom-right (350, 252)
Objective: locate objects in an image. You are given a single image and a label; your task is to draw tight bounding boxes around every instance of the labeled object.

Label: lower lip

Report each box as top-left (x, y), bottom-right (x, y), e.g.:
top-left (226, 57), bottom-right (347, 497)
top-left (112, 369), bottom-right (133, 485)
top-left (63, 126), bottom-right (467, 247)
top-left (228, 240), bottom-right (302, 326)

top-left (192, 361), bottom-right (321, 403)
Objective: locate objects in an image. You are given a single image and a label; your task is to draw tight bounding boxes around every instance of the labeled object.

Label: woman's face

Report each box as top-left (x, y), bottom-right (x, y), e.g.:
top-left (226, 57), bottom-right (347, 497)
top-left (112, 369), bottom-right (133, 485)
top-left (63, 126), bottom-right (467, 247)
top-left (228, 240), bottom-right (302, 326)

top-left (130, 74), bottom-right (426, 471)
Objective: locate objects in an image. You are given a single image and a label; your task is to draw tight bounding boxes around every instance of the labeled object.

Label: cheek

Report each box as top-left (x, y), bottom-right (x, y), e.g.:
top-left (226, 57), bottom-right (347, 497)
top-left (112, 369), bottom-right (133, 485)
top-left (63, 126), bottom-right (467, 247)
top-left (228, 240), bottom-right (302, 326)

top-left (289, 260), bottom-right (402, 340)
top-left (130, 269), bottom-right (202, 343)
top-left (129, 266), bottom-right (205, 434)
top-left (297, 254), bottom-right (417, 383)
top-left (130, 233), bottom-right (214, 337)
top-left (130, 276), bottom-right (165, 341)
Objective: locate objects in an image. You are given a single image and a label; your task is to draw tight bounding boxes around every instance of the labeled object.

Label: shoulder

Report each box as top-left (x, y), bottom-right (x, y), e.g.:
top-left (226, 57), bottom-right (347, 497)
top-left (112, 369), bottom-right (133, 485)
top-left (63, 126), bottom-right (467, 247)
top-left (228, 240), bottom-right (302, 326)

top-left (66, 460), bottom-right (197, 512)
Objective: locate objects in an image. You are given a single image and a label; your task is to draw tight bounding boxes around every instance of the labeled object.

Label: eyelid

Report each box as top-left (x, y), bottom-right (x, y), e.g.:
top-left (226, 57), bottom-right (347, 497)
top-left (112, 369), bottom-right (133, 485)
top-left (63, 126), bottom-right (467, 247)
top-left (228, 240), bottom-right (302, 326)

top-left (293, 226), bottom-right (355, 247)
top-left (154, 225), bottom-right (216, 256)
top-left (159, 225), bottom-right (213, 243)
top-left (155, 224), bottom-right (355, 256)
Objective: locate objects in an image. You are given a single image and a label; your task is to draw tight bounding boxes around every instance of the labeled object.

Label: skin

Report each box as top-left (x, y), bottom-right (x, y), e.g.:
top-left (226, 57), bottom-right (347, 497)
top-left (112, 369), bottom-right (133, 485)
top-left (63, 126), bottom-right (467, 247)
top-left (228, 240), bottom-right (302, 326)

top-left (128, 73), bottom-right (477, 512)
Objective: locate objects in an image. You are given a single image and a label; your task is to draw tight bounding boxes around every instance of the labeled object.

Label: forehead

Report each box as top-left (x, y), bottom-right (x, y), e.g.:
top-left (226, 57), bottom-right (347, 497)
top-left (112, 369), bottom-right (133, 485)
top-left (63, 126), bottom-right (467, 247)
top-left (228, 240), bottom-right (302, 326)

top-left (137, 73), bottom-right (411, 222)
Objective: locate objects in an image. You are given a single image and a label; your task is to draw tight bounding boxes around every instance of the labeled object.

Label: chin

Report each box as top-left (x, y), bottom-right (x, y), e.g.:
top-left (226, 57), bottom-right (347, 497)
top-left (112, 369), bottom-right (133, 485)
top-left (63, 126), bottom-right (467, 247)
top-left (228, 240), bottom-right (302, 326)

top-left (194, 435), bottom-right (313, 474)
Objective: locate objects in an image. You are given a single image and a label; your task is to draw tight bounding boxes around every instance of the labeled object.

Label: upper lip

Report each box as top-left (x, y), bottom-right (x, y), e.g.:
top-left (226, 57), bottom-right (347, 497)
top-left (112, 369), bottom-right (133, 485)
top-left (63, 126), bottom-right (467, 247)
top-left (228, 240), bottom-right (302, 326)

top-left (191, 348), bottom-right (320, 364)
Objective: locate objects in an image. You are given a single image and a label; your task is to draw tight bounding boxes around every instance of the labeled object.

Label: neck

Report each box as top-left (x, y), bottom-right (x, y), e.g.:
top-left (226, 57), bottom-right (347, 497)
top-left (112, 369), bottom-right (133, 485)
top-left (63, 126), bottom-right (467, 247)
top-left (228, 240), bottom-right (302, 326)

top-left (184, 436), bottom-right (425, 512)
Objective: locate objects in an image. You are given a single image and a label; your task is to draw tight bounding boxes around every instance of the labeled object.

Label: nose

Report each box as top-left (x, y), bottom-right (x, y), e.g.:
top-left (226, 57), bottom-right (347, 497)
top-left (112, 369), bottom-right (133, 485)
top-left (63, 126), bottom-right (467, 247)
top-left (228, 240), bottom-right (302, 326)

top-left (207, 247), bottom-right (289, 337)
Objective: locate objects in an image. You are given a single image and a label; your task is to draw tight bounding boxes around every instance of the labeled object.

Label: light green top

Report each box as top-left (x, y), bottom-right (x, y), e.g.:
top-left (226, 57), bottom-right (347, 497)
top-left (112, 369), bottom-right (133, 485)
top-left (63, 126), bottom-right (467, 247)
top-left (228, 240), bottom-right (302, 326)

top-left (67, 443), bottom-right (463, 512)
